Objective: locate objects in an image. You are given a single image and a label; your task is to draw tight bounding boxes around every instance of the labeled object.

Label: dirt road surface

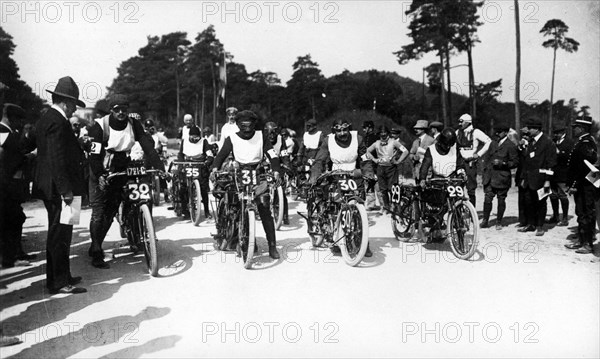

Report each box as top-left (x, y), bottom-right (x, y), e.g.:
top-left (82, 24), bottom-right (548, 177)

top-left (1, 186), bottom-right (599, 358)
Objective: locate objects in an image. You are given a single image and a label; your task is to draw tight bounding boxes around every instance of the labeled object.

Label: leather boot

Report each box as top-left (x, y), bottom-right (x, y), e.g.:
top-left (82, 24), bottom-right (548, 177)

top-left (268, 242), bottom-right (280, 259)
top-left (364, 243), bottom-right (372, 257)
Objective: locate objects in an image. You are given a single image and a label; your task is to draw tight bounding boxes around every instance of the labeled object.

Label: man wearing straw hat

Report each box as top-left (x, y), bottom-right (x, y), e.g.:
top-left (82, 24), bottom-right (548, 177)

top-left (409, 119), bottom-right (434, 183)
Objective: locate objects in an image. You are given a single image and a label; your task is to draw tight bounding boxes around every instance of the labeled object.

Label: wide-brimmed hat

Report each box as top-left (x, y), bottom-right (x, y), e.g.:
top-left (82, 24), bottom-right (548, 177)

top-left (413, 120), bottom-right (429, 129)
top-left (46, 76), bottom-right (85, 107)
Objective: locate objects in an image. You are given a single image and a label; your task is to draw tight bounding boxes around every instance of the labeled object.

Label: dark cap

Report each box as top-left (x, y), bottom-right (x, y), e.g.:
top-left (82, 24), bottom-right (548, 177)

top-left (306, 118), bottom-right (317, 126)
top-left (494, 124), bottom-right (510, 133)
top-left (573, 116), bottom-right (593, 127)
top-left (552, 124), bottom-right (567, 132)
top-left (526, 118), bottom-right (543, 129)
top-left (235, 110), bottom-right (258, 123)
top-left (95, 99), bottom-right (110, 116)
top-left (429, 121), bottom-right (443, 130)
top-left (109, 94), bottom-right (129, 109)
top-left (189, 126), bottom-right (201, 136)
top-left (3, 103), bottom-right (25, 119)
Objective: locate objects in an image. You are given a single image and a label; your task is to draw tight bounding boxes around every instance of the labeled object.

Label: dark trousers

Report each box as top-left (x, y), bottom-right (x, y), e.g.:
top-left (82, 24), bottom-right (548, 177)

top-left (465, 160), bottom-right (478, 206)
top-left (377, 165), bottom-right (397, 208)
top-left (549, 181), bottom-right (569, 219)
top-left (89, 171), bottom-right (125, 259)
top-left (483, 185), bottom-right (509, 223)
top-left (43, 198), bottom-right (74, 291)
top-left (574, 183), bottom-right (597, 247)
top-left (0, 195), bottom-right (26, 266)
top-left (523, 187), bottom-right (548, 228)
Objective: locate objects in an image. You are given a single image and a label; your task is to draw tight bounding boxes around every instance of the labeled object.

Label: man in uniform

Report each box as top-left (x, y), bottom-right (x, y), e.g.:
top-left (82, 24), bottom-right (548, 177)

top-left (481, 124), bottom-right (519, 229)
top-left (565, 116), bottom-right (598, 254)
top-left (455, 113), bottom-right (492, 207)
top-left (210, 110), bottom-right (281, 259)
top-left (548, 124), bottom-right (575, 226)
top-left (87, 94), bottom-right (165, 269)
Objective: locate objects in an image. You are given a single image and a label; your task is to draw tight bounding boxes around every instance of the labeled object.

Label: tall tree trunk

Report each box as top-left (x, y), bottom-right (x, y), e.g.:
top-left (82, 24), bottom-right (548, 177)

top-left (514, 0), bottom-right (521, 130)
top-left (467, 43), bottom-right (476, 119)
top-left (549, 45), bottom-right (557, 132)
top-left (175, 68), bottom-right (180, 120)
top-left (445, 47), bottom-right (452, 120)
top-left (194, 92), bottom-right (199, 127)
top-left (440, 52), bottom-right (448, 126)
top-left (200, 85), bottom-right (205, 131)
top-left (210, 61), bottom-right (217, 137)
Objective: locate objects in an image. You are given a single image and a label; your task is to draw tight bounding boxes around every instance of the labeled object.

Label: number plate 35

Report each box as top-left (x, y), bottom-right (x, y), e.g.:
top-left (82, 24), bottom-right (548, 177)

top-left (447, 185), bottom-right (466, 197)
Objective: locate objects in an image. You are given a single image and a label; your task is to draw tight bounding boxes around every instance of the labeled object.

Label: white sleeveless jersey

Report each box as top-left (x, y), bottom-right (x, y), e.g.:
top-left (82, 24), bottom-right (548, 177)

top-left (271, 135), bottom-right (283, 155)
top-left (231, 131), bottom-right (263, 164)
top-left (430, 144), bottom-right (457, 177)
top-left (303, 131), bottom-right (322, 149)
top-left (328, 131), bottom-right (358, 171)
top-left (183, 138), bottom-right (204, 157)
top-left (97, 117), bottom-right (135, 152)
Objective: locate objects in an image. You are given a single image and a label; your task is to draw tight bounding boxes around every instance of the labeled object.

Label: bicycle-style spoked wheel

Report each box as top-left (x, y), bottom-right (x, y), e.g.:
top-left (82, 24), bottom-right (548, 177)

top-left (447, 200), bottom-right (479, 260)
top-left (152, 175), bottom-right (161, 206)
top-left (190, 179), bottom-right (203, 226)
top-left (391, 196), bottom-right (417, 241)
top-left (271, 185), bottom-right (284, 230)
top-left (306, 199), bottom-right (324, 247)
top-left (238, 209), bottom-right (256, 269)
top-left (336, 201), bottom-right (369, 266)
top-left (139, 204), bottom-right (159, 276)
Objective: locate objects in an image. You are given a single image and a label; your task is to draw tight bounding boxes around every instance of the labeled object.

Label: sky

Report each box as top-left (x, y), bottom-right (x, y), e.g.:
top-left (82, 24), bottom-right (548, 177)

top-left (2, 0), bottom-right (599, 122)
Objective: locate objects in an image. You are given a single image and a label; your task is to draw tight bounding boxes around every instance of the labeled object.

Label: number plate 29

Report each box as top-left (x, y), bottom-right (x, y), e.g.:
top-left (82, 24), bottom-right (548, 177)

top-left (447, 185), bottom-right (466, 197)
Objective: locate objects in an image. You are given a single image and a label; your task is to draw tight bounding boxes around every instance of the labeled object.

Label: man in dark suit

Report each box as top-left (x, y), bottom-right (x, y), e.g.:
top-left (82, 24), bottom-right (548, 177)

top-left (565, 116), bottom-right (598, 254)
top-left (1, 104), bottom-right (37, 268)
top-left (33, 76), bottom-right (87, 294)
top-left (481, 124), bottom-right (519, 230)
top-left (517, 118), bottom-right (557, 236)
top-left (515, 126), bottom-right (530, 227)
top-left (548, 124), bottom-right (575, 226)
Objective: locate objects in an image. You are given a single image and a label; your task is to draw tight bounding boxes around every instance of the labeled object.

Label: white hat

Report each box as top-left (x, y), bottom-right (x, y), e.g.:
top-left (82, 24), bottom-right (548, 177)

top-left (183, 114), bottom-right (193, 121)
top-left (459, 114), bottom-right (472, 123)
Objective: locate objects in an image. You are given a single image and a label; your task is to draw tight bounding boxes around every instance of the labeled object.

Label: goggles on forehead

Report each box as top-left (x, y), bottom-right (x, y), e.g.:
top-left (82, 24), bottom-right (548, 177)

top-left (333, 123), bottom-right (351, 131)
top-left (112, 106), bottom-right (128, 113)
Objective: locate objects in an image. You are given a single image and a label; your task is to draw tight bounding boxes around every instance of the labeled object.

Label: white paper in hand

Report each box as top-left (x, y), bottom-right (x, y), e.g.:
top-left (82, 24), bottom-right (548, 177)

top-left (537, 187), bottom-right (551, 201)
top-left (59, 196), bottom-right (82, 225)
top-left (584, 160), bottom-right (600, 188)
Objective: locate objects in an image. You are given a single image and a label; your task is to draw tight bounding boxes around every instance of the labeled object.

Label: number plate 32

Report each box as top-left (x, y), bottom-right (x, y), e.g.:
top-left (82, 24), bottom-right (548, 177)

top-left (128, 183), bottom-right (151, 201)
top-left (447, 185), bottom-right (466, 197)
